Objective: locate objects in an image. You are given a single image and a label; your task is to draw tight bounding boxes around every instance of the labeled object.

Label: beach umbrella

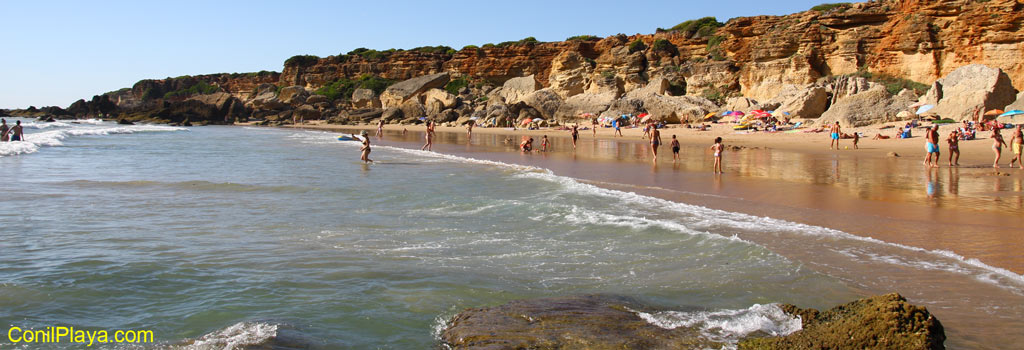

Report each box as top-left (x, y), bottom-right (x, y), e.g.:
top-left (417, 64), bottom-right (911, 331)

top-left (729, 111), bottom-right (745, 116)
top-left (640, 115), bottom-right (652, 123)
top-left (908, 101), bottom-right (929, 109)
top-left (520, 118), bottom-right (533, 125)
top-left (984, 109), bottom-right (1005, 116)
top-left (915, 104), bottom-right (935, 115)
top-left (704, 112), bottom-right (718, 121)
top-left (469, 116), bottom-right (479, 120)
top-left (999, 110), bottom-right (1024, 117)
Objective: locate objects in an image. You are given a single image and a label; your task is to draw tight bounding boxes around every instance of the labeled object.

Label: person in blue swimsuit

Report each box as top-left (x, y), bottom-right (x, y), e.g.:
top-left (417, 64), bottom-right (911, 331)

top-left (829, 121), bottom-right (841, 150)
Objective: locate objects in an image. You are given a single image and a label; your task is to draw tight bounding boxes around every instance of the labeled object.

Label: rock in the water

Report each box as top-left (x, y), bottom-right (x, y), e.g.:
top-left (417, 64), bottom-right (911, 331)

top-left (920, 64), bottom-right (1018, 120)
top-left (739, 293), bottom-right (944, 350)
top-left (818, 86), bottom-right (916, 128)
top-left (772, 85), bottom-right (829, 119)
top-left (117, 118), bottom-right (134, 125)
top-left (440, 295), bottom-right (717, 349)
top-left (380, 72), bottom-right (450, 109)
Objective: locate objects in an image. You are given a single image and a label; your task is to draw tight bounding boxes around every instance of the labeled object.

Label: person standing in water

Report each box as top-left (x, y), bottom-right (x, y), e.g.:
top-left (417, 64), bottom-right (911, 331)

top-left (375, 119), bottom-right (385, 138)
top-left (1008, 125), bottom-right (1023, 169)
top-left (670, 135), bottom-right (680, 163)
top-left (421, 120), bottom-right (435, 151)
top-left (10, 121), bottom-right (24, 142)
top-left (947, 129), bottom-right (960, 166)
top-left (466, 119), bottom-right (475, 142)
top-left (991, 128), bottom-right (1007, 168)
top-left (924, 125), bottom-right (940, 168)
top-left (650, 124), bottom-right (662, 163)
top-left (541, 135), bottom-right (549, 152)
top-left (359, 131), bottom-right (373, 163)
top-left (591, 118), bottom-right (598, 137)
top-left (829, 121), bottom-right (841, 150)
top-left (570, 124), bottom-right (579, 150)
top-left (710, 137), bottom-right (724, 174)
top-left (0, 119), bottom-right (9, 142)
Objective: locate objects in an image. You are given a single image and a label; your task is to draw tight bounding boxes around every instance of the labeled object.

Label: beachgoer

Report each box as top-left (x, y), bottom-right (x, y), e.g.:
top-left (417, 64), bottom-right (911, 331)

top-left (403, 128), bottom-right (408, 135)
top-left (872, 133), bottom-right (890, 140)
top-left (947, 129), bottom-right (960, 166)
top-left (592, 118), bottom-right (598, 137)
top-left (376, 119), bottom-right (384, 138)
top-left (613, 119), bottom-right (622, 137)
top-left (1009, 125), bottom-right (1023, 169)
top-left (650, 125), bottom-right (661, 163)
top-left (541, 135), bottom-right (549, 152)
top-left (359, 131), bottom-right (373, 163)
top-left (710, 137), bottom-right (724, 174)
top-left (924, 125), bottom-right (940, 168)
top-left (421, 120), bottom-right (435, 151)
top-left (852, 132), bottom-right (859, 149)
top-left (466, 120), bottom-right (475, 142)
top-left (570, 124), bottom-right (579, 149)
top-left (0, 119), bottom-right (8, 142)
top-left (642, 123), bottom-right (651, 139)
top-left (10, 121), bottom-right (24, 142)
top-left (992, 128), bottom-right (1007, 168)
top-left (670, 135), bottom-right (680, 162)
top-left (829, 121), bottom-right (841, 149)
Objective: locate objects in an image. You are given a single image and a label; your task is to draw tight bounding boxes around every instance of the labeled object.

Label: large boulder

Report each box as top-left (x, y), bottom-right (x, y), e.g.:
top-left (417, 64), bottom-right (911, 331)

top-left (292, 104), bottom-right (321, 121)
top-left (635, 93), bottom-right (719, 123)
top-left (486, 101), bottom-right (515, 126)
top-left (381, 108), bottom-right (404, 123)
top-left (424, 88), bottom-right (457, 115)
top-left (554, 92), bottom-right (617, 122)
top-left (772, 85), bottom-right (829, 119)
top-left (520, 88), bottom-right (563, 121)
top-left (278, 86), bottom-right (309, 105)
top-left (399, 99), bottom-right (426, 121)
top-left (351, 88), bottom-right (381, 109)
top-left (187, 92), bottom-right (247, 122)
top-left (499, 75), bottom-right (540, 104)
top-left (548, 51), bottom-right (592, 99)
top-left (305, 94), bottom-right (328, 105)
top-left (818, 86), bottom-right (916, 128)
top-left (1004, 90), bottom-right (1024, 111)
top-left (723, 97), bottom-right (762, 112)
top-left (920, 64), bottom-right (1018, 120)
top-left (380, 72), bottom-right (450, 109)
top-left (250, 84), bottom-right (284, 110)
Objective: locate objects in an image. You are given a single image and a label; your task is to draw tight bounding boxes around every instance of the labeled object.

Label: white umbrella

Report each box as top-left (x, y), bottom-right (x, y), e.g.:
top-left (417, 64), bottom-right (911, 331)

top-left (915, 104), bottom-right (935, 115)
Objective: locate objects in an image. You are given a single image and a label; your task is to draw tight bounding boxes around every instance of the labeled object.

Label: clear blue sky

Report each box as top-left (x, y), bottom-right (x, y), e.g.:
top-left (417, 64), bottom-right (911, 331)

top-left (0, 0), bottom-right (827, 109)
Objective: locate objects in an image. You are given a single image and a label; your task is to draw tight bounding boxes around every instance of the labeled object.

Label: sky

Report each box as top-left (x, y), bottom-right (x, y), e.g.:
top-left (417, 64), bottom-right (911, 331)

top-left (0, 0), bottom-right (827, 109)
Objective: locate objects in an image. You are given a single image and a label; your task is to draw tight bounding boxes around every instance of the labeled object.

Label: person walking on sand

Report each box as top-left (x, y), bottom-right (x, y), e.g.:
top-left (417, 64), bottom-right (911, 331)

top-left (924, 125), bottom-right (940, 168)
top-left (570, 124), bottom-right (579, 149)
top-left (359, 131), bottom-right (373, 163)
top-left (650, 124), bottom-right (662, 163)
top-left (670, 135), bottom-right (680, 162)
top-left (466, 119), bottom-right (475, 142)
top-left (991, 128), bottom-right (1007, 168)
top-left (829, 121), bottom-right (841, 150)
top-left (1008, 125), bottom-right (1023, 169)
top-left (947, 129), bottom-right (960, 166)
top-left (710, 137), bottom-right (724, 174)
top-left (0, 119), bottom-right (9, 142)
top-left (10, 120), bottom-right (24, 142)
top-left (421, 120), bottom-right (435, 151)
top-left (375, 119), bottom-right (385, 138)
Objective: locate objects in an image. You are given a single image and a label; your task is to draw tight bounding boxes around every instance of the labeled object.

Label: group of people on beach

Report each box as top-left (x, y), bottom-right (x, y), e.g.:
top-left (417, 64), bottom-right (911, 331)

top-left (919, 124), bottom-right (1022, 169)
top-left (0, 119), bottom-right (25, 142)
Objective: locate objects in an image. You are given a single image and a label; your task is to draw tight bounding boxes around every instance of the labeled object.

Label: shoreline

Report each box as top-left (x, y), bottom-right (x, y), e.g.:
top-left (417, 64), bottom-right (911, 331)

top-left (266, 121), bottom-right (1024, 276)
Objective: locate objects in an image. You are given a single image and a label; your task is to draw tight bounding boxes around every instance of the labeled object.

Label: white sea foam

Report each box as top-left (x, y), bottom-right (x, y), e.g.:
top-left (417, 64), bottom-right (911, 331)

top-left (634, 304), bottom-right (802, 348)
top-left (0, 124), bottom-right (187, 157)
top-left (184, 321), bottom-right (279, 350)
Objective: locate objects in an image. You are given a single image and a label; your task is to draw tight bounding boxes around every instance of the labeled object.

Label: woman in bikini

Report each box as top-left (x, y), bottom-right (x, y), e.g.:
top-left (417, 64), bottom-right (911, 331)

top-left (359, 131), bottom-right (373, 163)
top-left (947, 129), bottom-right (960, 166)
top-left (421, 121), bottom-right (435, 151)
top-left (650, 125), bottom-right (662, 163)
top-left (570, 124), bottom-right (579, 150)
top-left (710, 137), bottom-right (724, 174)
top-left (991, 128), bottom-right (1007, 168)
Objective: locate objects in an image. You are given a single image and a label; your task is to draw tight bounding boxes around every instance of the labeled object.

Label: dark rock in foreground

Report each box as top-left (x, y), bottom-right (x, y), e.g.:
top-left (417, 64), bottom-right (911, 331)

top-left (439, 293), bottom-right (944, 350)
top-left (740, 293), bottom-right (944, 350)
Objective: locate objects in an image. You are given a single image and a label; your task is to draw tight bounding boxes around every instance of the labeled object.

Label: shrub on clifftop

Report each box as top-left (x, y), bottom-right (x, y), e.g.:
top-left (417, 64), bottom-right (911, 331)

top-left (314, 75), bottom-right (394, 102)
top-left (284, 55), bottom-right (320, 67)
top-left (628, 40), bottom-right (647, 54)
top-left (651, 39), bottom-right (679, 56)
top-left (667, 17), bottom-right (723, 38)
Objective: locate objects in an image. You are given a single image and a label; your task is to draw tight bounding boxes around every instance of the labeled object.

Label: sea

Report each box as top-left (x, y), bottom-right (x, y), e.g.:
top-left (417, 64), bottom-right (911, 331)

top-left (1, 118), bottom-right (1022, 349)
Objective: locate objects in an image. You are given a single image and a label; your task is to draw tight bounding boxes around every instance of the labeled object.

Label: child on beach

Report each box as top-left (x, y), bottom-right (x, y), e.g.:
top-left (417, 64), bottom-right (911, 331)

top-left (670, 135), bottom-right (680, 162)
top-left (947, 129), bottom-right (960, 166)
top-left (359, 131), bottom-right (373, 163)
top-left (541, 135), bottom-right (549, 152)
top-left (710, 137), bottom-right (724, 174)
top-left (852, 132), bottom-right (859, 149)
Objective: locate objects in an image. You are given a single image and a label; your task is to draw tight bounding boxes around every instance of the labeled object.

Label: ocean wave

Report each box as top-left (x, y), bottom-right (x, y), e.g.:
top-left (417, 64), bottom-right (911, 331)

top-left (180, 321), bottom-right (279, 350)
top-left (634, 303), bottom-right (802, 349)
top-left (61, 179), bottom-right (318, 194)
top-left (0, 124), bottom-right (187, 157)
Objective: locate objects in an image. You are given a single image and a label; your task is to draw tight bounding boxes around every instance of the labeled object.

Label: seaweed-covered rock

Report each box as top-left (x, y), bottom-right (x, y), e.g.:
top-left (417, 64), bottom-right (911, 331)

top-left (739, 293), bottom-right (944, 350)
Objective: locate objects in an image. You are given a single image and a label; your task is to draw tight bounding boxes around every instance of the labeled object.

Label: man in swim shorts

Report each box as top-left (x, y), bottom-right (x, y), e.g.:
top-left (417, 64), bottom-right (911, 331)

top-left (829, 121), bottom-right (841, 149)
top-left (10, 120), bottom-right (24, 142)
top-left (924, 125), bottom-right (939, 168)
top-left (670, 135), bottom-right (680, 162)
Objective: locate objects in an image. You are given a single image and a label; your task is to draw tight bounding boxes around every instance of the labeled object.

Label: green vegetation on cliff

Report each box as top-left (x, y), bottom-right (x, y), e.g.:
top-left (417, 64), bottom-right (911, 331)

top-left (284, 55), bottom-right (320, 67)
top-left (628, 40), bottom-right (647, 54)
top-left (497, 37), bottom-right (540, 47)
top-left (847, 71), bottom-right (930, 95)
top-left (661, 17), bottom-right (723, 38)
top-left (651, 39), bottom-right (679, 56)
top-left (566, 35), bottom-right (600, 41)
top-left (444, 77), bottom-right (470, 95)
top-left (810, 3), bottom-right (852, 12)
top-left (314, 74), bottom-right (394, 102)
top-left (163, 81), bottom-right (221, 99)
top-left (411, 46), bottom-right (456, 55)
